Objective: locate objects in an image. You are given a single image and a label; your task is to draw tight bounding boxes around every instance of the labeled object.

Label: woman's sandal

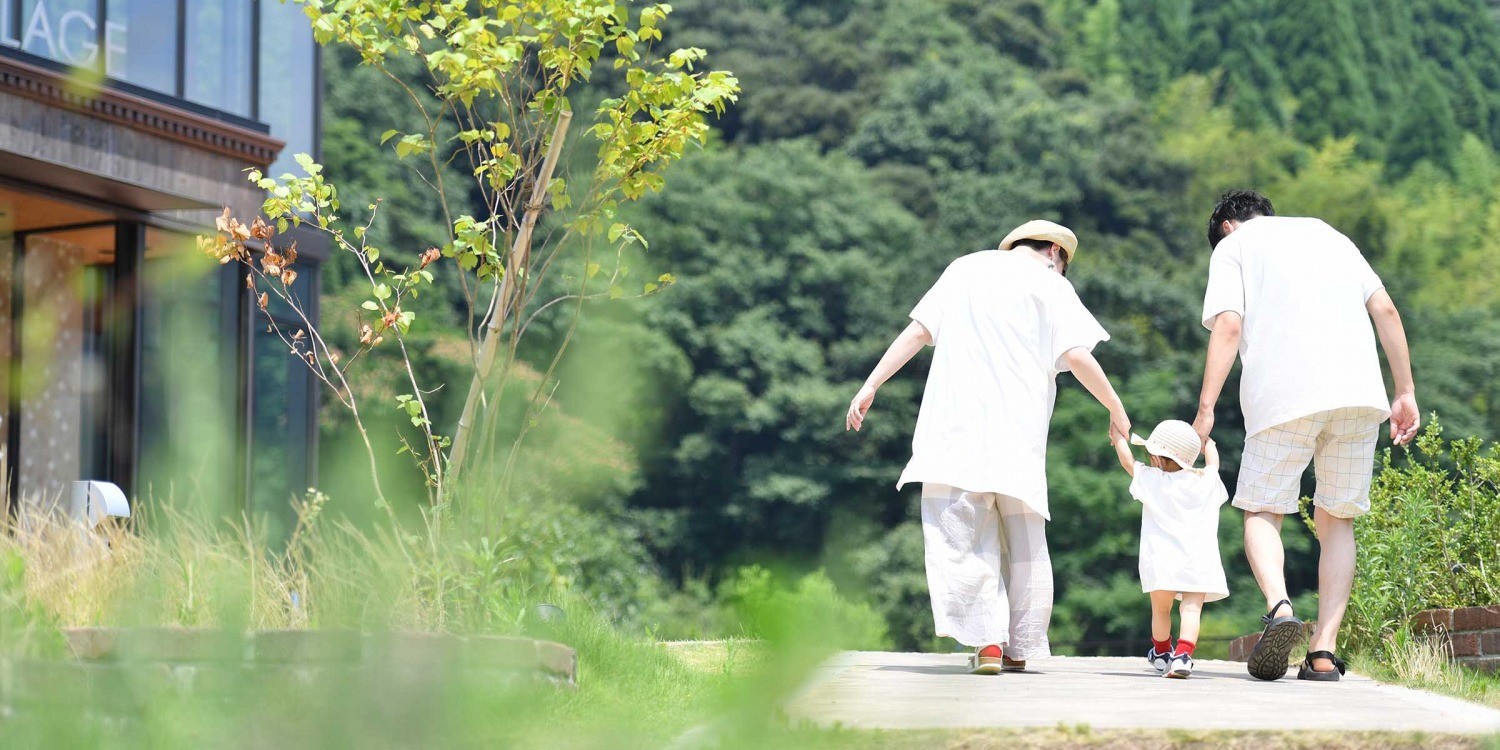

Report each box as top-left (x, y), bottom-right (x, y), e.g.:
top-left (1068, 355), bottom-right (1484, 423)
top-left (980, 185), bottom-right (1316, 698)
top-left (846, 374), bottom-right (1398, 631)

top-left (1297, 651), bottom-right (1347, 682)
top-left (1247, 599), bottom-right (1304, 681)
top-left (969, 645), bottom-right (1004, 675)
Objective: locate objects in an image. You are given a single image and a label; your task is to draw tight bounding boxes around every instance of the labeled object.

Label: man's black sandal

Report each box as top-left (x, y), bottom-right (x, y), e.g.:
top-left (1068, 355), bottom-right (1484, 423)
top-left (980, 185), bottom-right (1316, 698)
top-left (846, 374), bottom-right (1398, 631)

top-left (1247, 599), bottom-right (1303, 681)
top-left (1297, 651), bottom-right (1347, 682)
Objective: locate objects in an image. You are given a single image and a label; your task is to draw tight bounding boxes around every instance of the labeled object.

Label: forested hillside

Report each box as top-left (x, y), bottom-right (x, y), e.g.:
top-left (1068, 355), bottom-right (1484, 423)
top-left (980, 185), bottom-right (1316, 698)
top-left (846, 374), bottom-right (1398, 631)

top-left (319, 0), bottom-right (1500, 651)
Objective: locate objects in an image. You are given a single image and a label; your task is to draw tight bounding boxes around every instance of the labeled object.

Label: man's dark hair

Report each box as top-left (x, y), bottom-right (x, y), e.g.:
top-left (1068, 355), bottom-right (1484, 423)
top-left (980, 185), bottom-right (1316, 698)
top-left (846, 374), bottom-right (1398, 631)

top-left (1207, 189), bottom-right (1275, 248)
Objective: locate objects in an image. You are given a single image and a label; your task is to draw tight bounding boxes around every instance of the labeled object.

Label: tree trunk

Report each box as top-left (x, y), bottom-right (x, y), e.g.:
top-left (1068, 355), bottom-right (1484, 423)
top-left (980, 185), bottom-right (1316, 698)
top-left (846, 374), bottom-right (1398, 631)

top-left (446, 110), bottom-right (573, 486)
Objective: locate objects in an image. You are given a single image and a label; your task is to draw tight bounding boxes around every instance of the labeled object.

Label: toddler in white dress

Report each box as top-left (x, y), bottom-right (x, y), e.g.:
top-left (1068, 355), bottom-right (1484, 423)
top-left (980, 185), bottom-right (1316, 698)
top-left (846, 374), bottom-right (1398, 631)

top-left (1112, 419), bottom-right (1229, 679)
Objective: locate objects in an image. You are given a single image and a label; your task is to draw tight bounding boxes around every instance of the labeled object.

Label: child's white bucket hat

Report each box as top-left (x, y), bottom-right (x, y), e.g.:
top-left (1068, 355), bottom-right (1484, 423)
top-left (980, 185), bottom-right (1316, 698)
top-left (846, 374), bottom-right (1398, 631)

top-left (1131, 420), bottom-right (1202, 469)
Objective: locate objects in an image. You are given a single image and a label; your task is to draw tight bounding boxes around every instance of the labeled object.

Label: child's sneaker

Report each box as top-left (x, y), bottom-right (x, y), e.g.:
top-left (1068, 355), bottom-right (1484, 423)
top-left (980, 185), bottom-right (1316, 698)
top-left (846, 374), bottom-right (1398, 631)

top-left (1146, 646), bottom-right (1171, 674)
top-left (1164, 653), bottom-right (1194, 679)
top-left (969, 645), bottom-right (1003, 675)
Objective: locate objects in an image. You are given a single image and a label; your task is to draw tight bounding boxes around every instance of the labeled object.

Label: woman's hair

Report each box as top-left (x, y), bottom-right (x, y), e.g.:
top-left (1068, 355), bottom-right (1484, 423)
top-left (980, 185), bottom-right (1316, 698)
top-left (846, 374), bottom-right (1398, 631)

top-left (1008, 237), bottom-right (1067, 275)
top-left (1009, 238), bottom-right (1054, 252)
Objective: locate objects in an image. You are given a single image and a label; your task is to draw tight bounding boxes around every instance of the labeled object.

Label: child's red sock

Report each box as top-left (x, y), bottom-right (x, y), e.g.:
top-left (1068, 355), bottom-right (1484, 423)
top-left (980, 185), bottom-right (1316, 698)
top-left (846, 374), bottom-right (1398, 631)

top-left (1151, 638), bottom-right (1172, 655)
top-left (1174, 640), bottom-right (1196, 657)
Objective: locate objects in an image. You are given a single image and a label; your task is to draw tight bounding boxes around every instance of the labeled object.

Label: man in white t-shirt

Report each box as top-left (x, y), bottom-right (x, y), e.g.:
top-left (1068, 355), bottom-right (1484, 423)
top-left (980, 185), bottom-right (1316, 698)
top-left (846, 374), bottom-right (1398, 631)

top-left (1193, 190), bottom-right (1419, 682)
top-left (846, 220), bottom-right (1131, 674)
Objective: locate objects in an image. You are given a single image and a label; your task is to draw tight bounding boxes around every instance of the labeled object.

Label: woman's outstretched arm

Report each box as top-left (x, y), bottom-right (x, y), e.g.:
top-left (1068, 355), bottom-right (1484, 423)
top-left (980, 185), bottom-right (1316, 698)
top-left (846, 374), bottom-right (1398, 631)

top-left (1061, 347), bottom-right (1132, 442)
top-left (846, 321), bottom-right (932, 432)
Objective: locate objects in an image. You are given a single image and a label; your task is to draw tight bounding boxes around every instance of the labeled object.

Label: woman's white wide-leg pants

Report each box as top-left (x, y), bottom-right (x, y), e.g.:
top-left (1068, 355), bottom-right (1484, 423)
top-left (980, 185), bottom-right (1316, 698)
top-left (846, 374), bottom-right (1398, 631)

top-left (921, 483), bottom-right (1053, 659)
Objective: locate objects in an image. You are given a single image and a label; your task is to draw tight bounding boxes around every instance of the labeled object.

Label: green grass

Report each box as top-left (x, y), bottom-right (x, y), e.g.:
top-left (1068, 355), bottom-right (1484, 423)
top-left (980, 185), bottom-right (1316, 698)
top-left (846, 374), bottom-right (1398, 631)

top-left (0, 612), bottom-right (758, 748)
top-left (1352, 636), bottom-right (1500, 711)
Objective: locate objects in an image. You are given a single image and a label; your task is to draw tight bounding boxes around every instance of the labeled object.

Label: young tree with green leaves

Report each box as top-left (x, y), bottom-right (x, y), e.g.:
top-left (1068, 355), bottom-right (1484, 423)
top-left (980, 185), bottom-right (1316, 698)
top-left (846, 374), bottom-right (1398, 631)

top-left (206, 1), bottom-right (738, 506)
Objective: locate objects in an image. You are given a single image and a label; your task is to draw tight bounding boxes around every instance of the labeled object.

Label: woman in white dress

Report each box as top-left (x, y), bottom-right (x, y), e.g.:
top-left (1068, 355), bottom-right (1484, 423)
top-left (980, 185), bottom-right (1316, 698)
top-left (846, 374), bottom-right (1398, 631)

top-left (846, 220), bottom-right (1131, 675)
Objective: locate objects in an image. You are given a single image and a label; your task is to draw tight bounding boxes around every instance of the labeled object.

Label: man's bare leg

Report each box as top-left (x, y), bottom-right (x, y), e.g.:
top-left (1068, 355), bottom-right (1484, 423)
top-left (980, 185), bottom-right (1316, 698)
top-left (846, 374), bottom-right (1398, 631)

top-left (1243, 511), bottom-right (1290, 614)
top-left (1308, 507), bottom-right (1355, 672)
top-left (1243, 510), bottom-right (1304, 679)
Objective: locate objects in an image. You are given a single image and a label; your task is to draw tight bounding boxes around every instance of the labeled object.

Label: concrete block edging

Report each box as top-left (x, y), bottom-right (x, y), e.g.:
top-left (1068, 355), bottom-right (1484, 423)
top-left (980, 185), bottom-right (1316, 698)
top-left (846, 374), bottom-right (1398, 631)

top-left (57, 627), bottom-right (577, 685)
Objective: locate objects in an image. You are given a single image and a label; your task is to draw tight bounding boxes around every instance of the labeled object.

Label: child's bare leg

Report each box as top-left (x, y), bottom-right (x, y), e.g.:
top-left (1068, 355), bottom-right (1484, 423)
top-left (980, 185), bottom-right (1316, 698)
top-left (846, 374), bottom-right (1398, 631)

top-left (1149, 590), bottom-right (1176, 643)
top-left (1177, 592), bottom-right (1207, 644)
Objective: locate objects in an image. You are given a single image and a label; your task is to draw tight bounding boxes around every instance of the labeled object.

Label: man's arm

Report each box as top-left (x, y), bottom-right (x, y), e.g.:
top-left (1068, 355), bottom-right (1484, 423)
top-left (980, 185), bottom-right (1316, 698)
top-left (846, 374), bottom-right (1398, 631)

top-left (1367, 289), bottom-right (1419, 445)
top-left (1193, 311), bottom-right (1242, 446)
top-left (1061, 347), bottom-right (1131, 441)
top-left (1112, 435), bottom-right (1136, 477)
top-left (846, 320), bottom-right (932, 432)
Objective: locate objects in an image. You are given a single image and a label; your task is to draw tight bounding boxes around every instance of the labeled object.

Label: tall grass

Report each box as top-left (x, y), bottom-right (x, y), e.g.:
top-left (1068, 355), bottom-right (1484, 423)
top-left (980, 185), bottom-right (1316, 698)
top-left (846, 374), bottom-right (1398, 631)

top-left (0, 482), bottom-right (891, 747)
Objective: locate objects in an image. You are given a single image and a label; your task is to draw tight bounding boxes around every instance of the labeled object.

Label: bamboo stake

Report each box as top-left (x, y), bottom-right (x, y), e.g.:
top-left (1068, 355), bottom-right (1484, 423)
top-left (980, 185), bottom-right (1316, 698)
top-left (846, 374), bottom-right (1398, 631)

top-left (447, 110), bottom-right (572, 485)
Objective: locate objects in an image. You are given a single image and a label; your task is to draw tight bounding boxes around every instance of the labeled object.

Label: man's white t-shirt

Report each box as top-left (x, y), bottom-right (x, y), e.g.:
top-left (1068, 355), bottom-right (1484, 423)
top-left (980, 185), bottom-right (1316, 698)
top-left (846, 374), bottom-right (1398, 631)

top-left (897, 250), bottom-right (1109, 519)
top-left (1200, 216), bottom-right (1390, 438)
top-left (1129, 463), bottom-right (1229, 601)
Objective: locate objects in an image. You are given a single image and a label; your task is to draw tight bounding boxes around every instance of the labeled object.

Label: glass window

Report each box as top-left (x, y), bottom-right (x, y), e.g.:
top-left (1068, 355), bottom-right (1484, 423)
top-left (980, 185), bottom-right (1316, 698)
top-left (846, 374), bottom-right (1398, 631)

top-left (138, 230), bottom-right (237, 510)
top-left (258, 0), bottom-right (317, 176)
top-left (103, 0), bottom-right (179, 94)
top-left (250, 274), bottom-right (313, 541)
top-left (183, 0), bottom-right (251, 116)
top-left (19, 0), bottom-right (102, 70)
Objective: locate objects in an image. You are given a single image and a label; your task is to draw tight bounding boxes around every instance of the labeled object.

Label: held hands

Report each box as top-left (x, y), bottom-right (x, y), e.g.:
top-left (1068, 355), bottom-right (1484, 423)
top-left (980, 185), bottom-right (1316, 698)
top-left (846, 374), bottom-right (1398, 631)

top-left (1108, 407), bottom-right (1131, 444)
top-left (1192, 410), bottom-right (1214, 449)
top-left (846, 384), bottom-right (877, 432)
top-left (1390, 393), bottom-right (1420, 445)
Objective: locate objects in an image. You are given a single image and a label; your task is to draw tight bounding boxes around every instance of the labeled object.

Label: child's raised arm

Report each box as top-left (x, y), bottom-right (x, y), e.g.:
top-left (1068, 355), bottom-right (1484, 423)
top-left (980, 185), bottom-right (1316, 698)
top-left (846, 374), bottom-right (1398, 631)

top-left (1112, 435), bottom-right (1136, 477)
top-left (1204, 438), bottom-right (1220, 471)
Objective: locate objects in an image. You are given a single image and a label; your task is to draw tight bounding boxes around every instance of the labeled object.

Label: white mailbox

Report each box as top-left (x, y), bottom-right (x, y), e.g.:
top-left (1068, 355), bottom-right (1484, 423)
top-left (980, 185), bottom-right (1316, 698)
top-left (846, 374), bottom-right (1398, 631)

top-left (69, 480), bottom-right (131, 528)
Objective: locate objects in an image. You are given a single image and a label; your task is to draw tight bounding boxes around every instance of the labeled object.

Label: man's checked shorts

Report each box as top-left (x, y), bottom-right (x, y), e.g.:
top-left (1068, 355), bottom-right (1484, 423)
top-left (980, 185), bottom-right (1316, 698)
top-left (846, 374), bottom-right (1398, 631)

top-left (1233, 407), bottom-right (1386, 519)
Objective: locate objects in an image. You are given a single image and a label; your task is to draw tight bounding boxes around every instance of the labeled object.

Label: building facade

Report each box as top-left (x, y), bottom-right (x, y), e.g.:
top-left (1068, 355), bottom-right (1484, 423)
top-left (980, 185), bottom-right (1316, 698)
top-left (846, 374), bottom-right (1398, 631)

top-left (1, 0), bottom-right (321, 521)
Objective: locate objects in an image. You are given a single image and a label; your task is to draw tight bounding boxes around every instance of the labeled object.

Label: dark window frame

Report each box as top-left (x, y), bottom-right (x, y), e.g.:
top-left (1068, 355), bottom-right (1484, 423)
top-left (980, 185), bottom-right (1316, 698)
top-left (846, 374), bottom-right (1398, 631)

top-left (4, 219), bottom-right (143, 508)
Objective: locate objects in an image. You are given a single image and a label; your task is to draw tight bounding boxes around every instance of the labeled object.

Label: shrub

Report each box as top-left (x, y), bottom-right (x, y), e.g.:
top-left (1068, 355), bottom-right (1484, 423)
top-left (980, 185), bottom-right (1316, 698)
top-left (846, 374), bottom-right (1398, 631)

top-left (720, 565), bottom-right (890, 651)
top-left (1335, 419), bottom-right (1500, 653)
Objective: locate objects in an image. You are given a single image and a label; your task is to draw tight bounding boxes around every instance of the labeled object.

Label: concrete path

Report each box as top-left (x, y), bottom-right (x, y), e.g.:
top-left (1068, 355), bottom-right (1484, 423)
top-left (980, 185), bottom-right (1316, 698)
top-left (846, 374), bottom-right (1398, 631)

top-left (787, 652), bottom-right (1500, 735)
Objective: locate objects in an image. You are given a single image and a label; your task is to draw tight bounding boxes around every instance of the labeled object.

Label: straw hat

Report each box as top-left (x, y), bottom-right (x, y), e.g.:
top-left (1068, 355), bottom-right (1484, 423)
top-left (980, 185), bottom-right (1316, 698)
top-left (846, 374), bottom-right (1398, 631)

top-left (999, 220), bottom-right (1078, 262)
top-left (1131, 420), bottom-right (1202, 470)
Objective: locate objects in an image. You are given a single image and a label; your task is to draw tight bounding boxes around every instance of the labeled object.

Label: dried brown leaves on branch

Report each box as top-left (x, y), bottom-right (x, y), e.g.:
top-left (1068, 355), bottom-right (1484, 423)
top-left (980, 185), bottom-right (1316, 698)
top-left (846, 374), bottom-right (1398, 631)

top-left (203, 208), bottom-right (407, 508)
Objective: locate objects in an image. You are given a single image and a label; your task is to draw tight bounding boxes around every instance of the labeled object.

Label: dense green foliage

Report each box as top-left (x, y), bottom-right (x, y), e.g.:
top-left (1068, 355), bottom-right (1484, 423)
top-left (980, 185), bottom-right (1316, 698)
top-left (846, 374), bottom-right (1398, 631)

top-left (316, 0), bottom-right (1500, 651)
top-left (1337, 421), bottom-right (1500, 653)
